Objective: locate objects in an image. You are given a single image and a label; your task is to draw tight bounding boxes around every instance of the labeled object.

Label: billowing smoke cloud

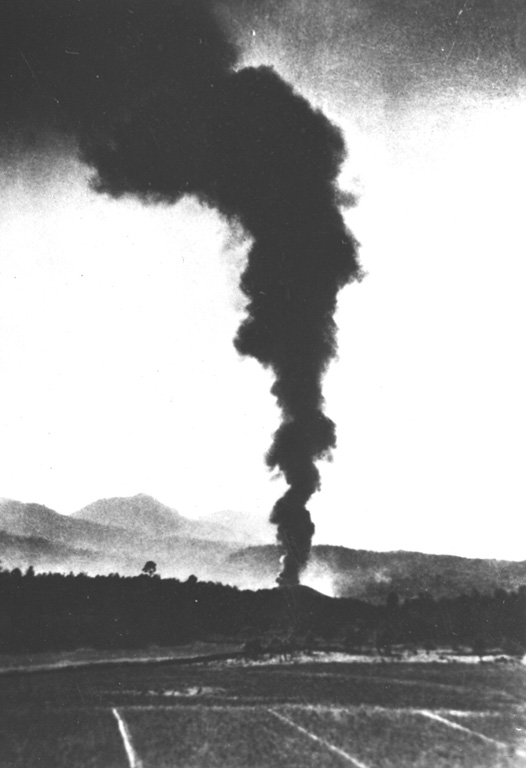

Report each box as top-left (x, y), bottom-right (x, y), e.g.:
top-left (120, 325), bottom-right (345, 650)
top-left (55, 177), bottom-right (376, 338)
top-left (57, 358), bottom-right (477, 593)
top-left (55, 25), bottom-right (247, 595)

top-left (0, 0), bottom-right (361, 585)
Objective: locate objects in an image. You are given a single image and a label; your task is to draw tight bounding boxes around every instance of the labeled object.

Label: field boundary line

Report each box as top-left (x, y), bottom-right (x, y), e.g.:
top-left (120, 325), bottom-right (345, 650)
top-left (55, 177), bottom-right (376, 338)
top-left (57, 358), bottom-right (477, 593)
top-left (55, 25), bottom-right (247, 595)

top-left (0, 650), bottom-right (244, 676)
top-left (269, 708), bottom-right (372, 768)
top-left (418, 710), bottom-right (526, 758)
top-left (106, 704), bottom-right (498, 718)
top-left (112, 707), bottom-right (143, 768)
top-left (277, 704), bottom-right (500, 717)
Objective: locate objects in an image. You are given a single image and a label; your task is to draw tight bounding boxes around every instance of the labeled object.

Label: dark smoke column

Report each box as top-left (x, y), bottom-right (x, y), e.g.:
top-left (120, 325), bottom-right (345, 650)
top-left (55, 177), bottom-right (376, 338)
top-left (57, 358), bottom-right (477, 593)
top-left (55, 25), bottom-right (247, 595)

top-left (0, 0), bottom-right (361, 586)
top-left (208, 69), bottom-right (362, 585)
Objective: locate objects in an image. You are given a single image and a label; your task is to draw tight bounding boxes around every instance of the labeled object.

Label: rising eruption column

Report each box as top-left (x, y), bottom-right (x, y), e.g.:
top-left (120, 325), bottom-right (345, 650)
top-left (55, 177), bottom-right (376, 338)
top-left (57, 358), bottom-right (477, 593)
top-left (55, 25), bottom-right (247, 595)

top-left (0, 0), bottom-right (362, 585)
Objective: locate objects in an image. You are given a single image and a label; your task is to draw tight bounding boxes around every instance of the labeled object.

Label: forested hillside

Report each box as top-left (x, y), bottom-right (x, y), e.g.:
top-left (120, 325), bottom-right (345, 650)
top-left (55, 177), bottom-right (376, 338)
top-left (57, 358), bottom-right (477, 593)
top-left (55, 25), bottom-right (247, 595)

top-left (1, 568), bottom-right (524, 657)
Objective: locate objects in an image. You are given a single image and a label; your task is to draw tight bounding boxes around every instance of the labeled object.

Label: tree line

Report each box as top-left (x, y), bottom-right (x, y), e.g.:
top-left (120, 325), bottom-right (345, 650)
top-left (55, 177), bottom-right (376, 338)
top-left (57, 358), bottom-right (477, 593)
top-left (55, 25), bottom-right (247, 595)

top-left (0, 566), bottom-right (524, 656)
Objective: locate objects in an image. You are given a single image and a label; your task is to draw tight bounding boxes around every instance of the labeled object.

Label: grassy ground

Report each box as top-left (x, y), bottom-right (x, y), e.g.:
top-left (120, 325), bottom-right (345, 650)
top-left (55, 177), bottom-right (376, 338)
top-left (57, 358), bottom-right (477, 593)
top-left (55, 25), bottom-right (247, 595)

top-left (277, 706), bottom-right (522, 768)
top-left (124, 707), bottom-right (342, 768)
top-left (0, 708), bottom-right (124, 768)
top-left (1, 654), bottom-right (525, 767)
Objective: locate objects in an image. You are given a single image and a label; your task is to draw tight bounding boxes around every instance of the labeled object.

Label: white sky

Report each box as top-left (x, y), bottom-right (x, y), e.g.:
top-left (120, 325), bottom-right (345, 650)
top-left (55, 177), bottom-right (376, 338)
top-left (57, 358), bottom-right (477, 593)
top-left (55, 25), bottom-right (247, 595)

top-left (1, 79), bottom-right (526, 560)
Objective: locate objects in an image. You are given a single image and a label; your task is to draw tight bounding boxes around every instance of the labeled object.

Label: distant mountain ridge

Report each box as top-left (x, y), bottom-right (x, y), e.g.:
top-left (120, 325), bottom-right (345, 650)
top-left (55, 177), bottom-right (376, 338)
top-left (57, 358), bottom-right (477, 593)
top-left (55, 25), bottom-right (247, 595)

top-left (72, 493), bottom-right (182, 536)
top-left (0, 498), bottom-right (133, 549)
top-left (229, 545), bottom-right (526, 602)
top-left (1, 495), bottom-right (525, 601)
top-left (71, 493), bottom-right (272, 545)
top-left (0, 494), bottom-right (268, 583)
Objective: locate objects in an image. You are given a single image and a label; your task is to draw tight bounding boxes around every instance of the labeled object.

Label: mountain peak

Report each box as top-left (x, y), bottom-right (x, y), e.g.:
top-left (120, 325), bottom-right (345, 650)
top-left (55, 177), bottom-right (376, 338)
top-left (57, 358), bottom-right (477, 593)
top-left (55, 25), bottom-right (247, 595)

top-left (72, 494), bottom-right (182, 535)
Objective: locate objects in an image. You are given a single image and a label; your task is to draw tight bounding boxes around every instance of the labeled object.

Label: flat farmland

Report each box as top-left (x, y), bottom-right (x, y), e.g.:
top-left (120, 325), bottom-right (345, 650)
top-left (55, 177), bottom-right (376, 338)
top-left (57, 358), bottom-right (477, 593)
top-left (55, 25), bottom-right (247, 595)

top-left (1, 655), bottom-right (525, 768)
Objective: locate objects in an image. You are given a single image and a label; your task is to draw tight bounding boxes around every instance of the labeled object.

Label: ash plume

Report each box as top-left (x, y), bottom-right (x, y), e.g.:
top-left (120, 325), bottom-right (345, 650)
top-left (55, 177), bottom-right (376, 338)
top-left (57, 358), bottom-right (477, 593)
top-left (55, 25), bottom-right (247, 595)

top-left (0, 0), bottom-right (361, 586)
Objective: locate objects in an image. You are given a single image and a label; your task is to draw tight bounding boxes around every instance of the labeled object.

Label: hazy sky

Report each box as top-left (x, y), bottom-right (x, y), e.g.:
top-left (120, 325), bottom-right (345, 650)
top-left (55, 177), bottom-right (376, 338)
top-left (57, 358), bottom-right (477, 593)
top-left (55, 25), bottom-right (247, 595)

top-left (1, 0), bottom-right (525, 560)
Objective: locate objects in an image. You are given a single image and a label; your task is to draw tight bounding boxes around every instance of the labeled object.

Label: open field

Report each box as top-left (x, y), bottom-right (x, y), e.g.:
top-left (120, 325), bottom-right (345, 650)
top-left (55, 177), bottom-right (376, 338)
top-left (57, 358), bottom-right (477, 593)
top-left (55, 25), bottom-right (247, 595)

top-left (1, 653), bottom-right (525, 767)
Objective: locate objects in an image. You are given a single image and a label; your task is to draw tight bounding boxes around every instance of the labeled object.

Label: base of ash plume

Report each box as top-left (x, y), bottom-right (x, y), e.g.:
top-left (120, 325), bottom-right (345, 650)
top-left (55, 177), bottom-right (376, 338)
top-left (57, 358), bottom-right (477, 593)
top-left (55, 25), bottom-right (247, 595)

top-left (266, 583), bottom-right (339, 635)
